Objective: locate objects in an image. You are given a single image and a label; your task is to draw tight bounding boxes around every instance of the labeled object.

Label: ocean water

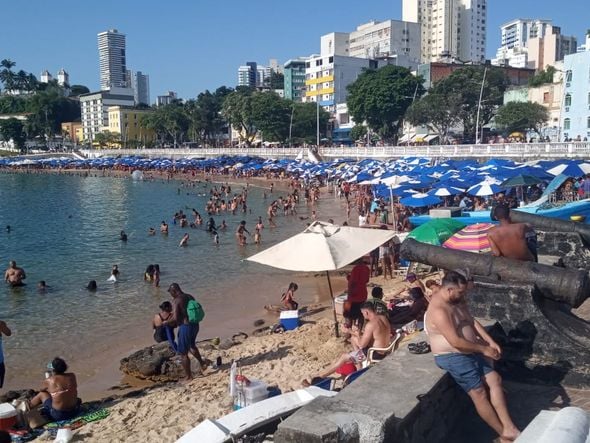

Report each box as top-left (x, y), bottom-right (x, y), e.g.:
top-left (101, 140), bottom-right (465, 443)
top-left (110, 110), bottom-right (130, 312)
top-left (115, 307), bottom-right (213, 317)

top-left (0, 172), bottom-right (338, 392)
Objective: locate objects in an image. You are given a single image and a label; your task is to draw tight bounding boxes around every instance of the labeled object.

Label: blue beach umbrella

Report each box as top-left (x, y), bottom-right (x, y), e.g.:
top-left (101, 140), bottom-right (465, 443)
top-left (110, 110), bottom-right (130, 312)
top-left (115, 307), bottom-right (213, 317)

top-left (467, 182), bottom-right (504, 196)
top-left (428, 186), bottom-right (465, 197)
top-left (400, 193), bottom-right (442, 208)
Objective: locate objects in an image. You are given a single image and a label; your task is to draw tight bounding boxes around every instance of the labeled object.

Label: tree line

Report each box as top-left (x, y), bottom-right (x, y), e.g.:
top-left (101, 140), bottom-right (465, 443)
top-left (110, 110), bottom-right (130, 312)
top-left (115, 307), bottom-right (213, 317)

top-left (1, 56), bottom-right (552, 151)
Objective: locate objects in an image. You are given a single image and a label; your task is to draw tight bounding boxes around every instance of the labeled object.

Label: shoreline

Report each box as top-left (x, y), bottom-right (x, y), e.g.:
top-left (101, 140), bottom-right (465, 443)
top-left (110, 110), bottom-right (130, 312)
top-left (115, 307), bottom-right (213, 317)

top-left (1, 167), bottom-right (352, 403)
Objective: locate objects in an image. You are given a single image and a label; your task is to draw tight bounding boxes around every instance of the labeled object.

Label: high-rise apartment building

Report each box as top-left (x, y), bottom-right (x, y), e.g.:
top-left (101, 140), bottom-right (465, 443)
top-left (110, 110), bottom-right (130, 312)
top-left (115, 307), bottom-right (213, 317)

top-left (237, 62), bottom-right (258, 87)
top-left (493, 19), bottom-right (577, 69)
top-left (402, 0), bottom-right (487, 63)
top-left (98, 29), bottom-right (128, 90)
top-left (40, 70), bottom-right (52, 83)
top-left (348, 20), bottom-right (421, 63)
top-left (284, 58), bottom-right (308, 102)
top-left (132, 71), bottom-right (150, 105)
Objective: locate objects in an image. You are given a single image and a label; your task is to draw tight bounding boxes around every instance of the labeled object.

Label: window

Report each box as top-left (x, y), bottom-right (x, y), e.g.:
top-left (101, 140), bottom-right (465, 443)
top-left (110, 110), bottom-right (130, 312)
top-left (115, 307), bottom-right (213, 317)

top-left (588, 117), bottom-right (590, 129)
top-left (588, 92), bottom-right (590, 104)
top-left (543, 92), bottom-right (550, 103)
top-left (566, 70), bottom-right (572, 82)
top-left (564, 118), bottom-right (571, 130)
top-left (565, 94), bottom-right (572, 107)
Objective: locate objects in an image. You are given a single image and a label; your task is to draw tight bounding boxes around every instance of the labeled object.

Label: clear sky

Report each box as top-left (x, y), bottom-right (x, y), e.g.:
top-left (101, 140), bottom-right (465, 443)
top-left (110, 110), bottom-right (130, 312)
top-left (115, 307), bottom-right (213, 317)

top-left (0, 0), bottom-right (587, 100)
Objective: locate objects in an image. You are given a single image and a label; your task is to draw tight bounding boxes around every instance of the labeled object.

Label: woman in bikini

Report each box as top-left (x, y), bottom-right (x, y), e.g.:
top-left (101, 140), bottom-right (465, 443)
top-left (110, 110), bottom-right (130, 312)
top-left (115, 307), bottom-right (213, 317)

top-left (30, 357), bottom-right (81, 422)
top-left (153, 301), bottom-right (174, 343)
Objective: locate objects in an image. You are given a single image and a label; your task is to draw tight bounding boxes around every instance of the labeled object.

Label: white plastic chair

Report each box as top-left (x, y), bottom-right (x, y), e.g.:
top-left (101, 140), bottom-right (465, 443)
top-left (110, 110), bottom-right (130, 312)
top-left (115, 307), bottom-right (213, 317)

top-left (362, 330), bottom-right (403, 368)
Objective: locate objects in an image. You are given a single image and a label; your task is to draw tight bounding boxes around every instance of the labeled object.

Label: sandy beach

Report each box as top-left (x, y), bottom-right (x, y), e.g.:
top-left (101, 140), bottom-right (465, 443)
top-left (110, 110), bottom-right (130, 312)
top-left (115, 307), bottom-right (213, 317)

top-left (60, 274), bottom-right (410, 443)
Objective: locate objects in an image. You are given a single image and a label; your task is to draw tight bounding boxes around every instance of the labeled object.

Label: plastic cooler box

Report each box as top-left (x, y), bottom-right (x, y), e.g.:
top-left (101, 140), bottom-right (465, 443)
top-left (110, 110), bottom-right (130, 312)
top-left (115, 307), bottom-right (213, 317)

top-left (279, 310), bottom-right (300, 331)
top-left (0, 403), bottom-right (17, 430)
top-left (243, 379), bottom-right (268, 406)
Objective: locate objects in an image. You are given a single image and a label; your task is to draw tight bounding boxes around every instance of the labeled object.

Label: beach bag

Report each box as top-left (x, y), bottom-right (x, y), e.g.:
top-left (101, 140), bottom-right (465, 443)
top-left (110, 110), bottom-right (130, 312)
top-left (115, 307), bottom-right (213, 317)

top-left (187, 299), bottom-right (205, 323)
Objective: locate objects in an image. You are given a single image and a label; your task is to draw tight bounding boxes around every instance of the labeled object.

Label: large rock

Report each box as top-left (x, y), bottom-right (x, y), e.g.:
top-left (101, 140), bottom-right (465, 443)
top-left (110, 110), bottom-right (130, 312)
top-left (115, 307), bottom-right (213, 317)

top-left (120, 342), bottom-right (180, 382)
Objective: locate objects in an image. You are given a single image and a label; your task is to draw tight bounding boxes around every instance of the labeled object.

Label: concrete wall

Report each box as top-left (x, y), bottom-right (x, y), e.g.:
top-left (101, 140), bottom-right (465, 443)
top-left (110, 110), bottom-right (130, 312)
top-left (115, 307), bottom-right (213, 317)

top-left (275, 333), bottom-right (471, 442)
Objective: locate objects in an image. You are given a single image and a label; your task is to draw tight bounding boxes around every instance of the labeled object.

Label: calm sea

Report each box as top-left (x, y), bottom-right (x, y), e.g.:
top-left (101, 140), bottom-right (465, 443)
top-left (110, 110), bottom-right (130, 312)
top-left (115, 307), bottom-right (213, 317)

top-left (0, 172), bottom-right (340, 394)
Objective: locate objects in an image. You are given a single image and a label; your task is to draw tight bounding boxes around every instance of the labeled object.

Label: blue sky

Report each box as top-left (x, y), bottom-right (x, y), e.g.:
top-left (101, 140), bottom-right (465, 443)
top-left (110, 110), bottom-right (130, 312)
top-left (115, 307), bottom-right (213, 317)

top-left (0, 0), bottom-right (587, 100)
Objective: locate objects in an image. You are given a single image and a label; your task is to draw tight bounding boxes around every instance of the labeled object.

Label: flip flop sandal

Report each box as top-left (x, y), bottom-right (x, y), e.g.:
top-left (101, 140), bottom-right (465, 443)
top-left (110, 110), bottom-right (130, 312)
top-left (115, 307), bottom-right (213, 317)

top-left (408, 341), bottom-right (431, 354)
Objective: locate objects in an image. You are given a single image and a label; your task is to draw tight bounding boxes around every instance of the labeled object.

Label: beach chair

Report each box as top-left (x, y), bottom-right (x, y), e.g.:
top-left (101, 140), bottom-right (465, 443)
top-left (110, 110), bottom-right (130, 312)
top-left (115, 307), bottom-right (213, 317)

top-left (313, 377), bottom-right (335, 391)
top-left (343, 367), bottom-right (370, 387)
top-left (362, 330), bottom-right (403, 368)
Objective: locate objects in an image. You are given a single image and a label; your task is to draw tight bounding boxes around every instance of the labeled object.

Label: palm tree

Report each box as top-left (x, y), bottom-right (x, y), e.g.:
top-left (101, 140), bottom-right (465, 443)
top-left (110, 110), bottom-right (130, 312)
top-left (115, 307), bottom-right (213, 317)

top-left (0, 59), bottom-right (16, 92)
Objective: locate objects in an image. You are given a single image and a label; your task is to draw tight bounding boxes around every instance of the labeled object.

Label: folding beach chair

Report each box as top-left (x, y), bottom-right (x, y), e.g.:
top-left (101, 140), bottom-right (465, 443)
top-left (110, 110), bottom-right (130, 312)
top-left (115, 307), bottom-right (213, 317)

top-left (362, 329), bottom-right (403, 368)
top-left (343, 367), bottom-right (370, 387)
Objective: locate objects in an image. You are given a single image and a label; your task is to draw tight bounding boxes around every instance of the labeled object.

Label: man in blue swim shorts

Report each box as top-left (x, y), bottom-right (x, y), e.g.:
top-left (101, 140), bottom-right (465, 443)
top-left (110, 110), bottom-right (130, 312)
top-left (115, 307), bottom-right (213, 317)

top-left (425, 270), bottom-right (520, 443)
top-left (163, 283), bottom-right (208, 382)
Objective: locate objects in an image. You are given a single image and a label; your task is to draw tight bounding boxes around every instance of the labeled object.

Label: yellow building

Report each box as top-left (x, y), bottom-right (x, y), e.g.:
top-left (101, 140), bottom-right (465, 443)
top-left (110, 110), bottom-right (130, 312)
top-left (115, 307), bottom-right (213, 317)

top-left (106, 106), bottom-right (156, 147)
top-left (61, 121), bottom-right (83, 143)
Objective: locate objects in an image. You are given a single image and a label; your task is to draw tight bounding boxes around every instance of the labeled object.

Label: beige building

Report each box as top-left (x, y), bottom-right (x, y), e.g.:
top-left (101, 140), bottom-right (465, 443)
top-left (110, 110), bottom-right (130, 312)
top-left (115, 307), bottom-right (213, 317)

top-left (402, 0), bottom-right (487, 63)
top-left (106, 106), bottom-right (156, 147)
top-left (503, 69), bottom-right (563, 140)
top-left (60, 121), bottom-right (83, 143)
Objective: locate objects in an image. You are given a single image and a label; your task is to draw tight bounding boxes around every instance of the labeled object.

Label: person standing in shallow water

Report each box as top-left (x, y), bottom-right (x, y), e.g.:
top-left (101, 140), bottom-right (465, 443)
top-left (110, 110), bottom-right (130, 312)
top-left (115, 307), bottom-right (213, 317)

top-left (4, 261), bottom-right (26, 287)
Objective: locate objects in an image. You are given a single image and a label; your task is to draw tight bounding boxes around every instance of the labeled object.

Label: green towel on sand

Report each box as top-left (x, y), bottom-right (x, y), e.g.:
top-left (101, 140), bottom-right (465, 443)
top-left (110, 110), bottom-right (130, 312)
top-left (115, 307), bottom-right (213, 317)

top-left (44, 408), bottom-right (110, 429)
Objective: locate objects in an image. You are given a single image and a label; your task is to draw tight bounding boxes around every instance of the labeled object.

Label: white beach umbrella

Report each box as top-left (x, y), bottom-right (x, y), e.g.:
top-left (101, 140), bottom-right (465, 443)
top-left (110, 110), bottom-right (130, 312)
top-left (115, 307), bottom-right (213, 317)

top-left (246, 221), bottom-right (396, 337)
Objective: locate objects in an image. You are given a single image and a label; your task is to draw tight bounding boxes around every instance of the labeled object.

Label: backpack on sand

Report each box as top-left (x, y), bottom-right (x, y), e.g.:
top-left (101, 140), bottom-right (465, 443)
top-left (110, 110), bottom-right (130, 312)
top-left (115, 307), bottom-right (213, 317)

top-left (187, 299), bottom-right (205, 323)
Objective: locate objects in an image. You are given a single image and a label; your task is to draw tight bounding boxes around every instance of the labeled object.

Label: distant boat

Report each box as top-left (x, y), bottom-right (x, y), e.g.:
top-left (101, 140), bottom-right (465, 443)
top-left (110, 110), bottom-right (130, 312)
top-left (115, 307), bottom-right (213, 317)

top-left (176, 386), bottom-right (337, 443)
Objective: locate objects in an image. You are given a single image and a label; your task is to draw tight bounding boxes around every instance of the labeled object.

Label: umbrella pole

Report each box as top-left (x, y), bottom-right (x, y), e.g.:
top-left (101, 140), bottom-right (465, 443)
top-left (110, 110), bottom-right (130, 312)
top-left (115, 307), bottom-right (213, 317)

top-left (326, 271), bottom-right (340, 338)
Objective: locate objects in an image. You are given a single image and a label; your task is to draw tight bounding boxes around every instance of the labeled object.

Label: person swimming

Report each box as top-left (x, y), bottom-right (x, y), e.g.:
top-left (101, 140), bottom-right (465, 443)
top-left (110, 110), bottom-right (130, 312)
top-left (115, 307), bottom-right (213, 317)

top-left (120, 231), bottom-right (128, 242)
top-left (144, 265), bottom-right (155, 282)
top-left (160, 221), bottom-right (169, 234)
top-left (86, 280), bottom-right (97, 291)
top-left (108, 265), bottom-right (119, 282)
top-left (213, 233), bottom-right (219, 245)
top-left (148, 227), bottom-right (156, 236)
top-left (179, 233), bottom-right (189, 247)
top-left (38, 280), bottom-right (48, 293)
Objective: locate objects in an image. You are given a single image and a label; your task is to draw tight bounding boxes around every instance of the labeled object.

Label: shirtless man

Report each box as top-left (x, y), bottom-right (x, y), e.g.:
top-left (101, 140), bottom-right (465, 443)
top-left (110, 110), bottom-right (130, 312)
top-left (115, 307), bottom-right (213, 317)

top-left (236, 221), bottom-right (250, 246)
top-left (5, 261), bottom-right (26, 287)
top-left (314, 302), bottom-right (391, 379)
top-left (425, 271), bottom-right (519, 442)
top-left (487, 205), bottom-right (534, 261)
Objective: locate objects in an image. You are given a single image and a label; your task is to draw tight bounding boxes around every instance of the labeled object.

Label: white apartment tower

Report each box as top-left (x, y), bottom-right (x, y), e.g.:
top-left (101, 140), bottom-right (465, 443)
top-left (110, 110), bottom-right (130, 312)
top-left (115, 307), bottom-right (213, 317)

top-left (348, 20), bottom-right (421, 63)
top-left (40, 70), bottom-right (52, 83)
top-left (98, 29), bottom-right (127, 90)
top-left (402, 0), bottom-right (487, 63)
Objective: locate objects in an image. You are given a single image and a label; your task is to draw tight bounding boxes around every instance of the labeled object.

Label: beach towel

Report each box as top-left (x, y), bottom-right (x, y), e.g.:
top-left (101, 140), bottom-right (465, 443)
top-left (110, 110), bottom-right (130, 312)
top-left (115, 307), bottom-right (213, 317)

top-left (43, 407), bottom-right (110, 437)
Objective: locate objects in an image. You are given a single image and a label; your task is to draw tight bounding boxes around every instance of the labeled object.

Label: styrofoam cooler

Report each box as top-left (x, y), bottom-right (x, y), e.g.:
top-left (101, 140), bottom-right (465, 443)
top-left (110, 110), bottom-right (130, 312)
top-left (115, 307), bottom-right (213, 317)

top-left (279, 310), bottom-right (300, 330)
top-left (0, 403), bottom-right (17, 431)
top-left (243, 379), bottom-right (268, 406)
top-left (334, 294), bottom-right (348, 316)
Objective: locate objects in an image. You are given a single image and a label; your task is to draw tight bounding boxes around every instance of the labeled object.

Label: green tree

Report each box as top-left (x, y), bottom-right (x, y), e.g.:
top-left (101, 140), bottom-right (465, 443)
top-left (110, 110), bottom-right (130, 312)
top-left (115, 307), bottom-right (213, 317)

top-left (528, 66), bottom-right (557, 87)
top-left (69, 85), bottom-right (90, 96)
top-left (0, 59), bottom-right (17, 92)
top-left (0, 96), bottom-right (27, 114)
top-left (289, 101), bottom-right (330, 144)
top-left (346, 65), bottom-right (425, 142)
top-left (94, 131), bottom-right (121, 148)
top-left (185, 86), bottom-right (233, 146)
top-left (430, 66), bottom-right (509, 141)
top-left (267, 71), bottom-right (285, 90)
top-left (251, 91), bottom-right (291, 142)
top-left (222, 87), bottom-right (257, 145)
top-left (0, 118), bottom-right (26, 151)
top-left (349, 125), bottom-right (367, 142)
top-left (405, 92), bottom-right (462, 142)
top-left (494, 101), bottom-right (549, 135)
top-left (25, 90), bottom-right (81, 138)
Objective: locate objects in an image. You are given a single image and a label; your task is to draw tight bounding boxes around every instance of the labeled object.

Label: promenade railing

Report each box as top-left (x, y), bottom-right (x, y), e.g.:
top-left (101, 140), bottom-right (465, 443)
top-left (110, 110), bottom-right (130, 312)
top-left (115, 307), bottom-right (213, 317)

top-left (79, 142), bottom-right (590, 160)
